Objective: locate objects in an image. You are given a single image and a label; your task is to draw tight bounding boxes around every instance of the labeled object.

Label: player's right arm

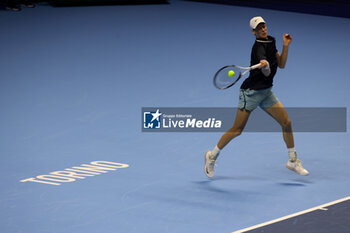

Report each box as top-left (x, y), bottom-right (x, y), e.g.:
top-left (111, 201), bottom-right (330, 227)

top-left (253, 43), bottom-right (270, 76)
top-left (259, 60), bottom-right (269, 68)
top-left (254, 44), bottom-right (269, 69)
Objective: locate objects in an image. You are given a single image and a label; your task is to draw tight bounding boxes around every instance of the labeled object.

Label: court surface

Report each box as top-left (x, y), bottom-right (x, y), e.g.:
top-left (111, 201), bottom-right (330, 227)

top-left (1, 1), bottom-right (350, 233)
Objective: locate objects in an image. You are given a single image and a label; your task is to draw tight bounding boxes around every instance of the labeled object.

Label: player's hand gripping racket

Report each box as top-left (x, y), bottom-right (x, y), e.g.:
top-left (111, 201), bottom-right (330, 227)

top-left (213, 64), bottom-right (260, 90)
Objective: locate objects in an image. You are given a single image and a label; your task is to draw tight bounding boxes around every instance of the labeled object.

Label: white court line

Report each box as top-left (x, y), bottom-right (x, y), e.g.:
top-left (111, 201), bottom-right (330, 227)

top-left (232, 196), bottom-right (350, 233)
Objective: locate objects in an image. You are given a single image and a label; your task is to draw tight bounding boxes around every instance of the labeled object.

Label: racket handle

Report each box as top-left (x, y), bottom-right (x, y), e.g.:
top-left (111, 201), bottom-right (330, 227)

top-left (250, 64), bottom-right (260, 70)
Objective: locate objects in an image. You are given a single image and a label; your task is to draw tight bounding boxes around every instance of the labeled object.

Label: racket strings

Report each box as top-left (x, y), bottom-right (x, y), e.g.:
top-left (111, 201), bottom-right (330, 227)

top-left (213, 66), bottom-right (242, 89)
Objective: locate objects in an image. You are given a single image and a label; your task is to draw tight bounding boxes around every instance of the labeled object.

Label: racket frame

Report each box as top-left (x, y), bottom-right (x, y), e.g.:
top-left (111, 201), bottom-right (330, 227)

top-left (213, 64), bottom-right (260, 90)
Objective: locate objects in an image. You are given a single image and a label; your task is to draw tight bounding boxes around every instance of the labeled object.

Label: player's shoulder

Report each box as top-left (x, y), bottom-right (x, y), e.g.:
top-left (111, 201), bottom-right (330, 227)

top-left (268, 36), bottom-right (276, 44)
top-left (268, 35), bottom-right (276, 41)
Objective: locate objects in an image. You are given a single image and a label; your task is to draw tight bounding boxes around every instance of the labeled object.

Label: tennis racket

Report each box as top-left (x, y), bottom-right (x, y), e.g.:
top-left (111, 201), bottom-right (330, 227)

top-left (213, 64), bottom-right (260, 90)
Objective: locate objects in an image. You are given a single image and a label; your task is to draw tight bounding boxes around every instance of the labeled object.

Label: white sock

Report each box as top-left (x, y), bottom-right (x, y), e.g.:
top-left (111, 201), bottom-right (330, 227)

top-left (288, 147), bottom-right (297, 161)
top-left (210, 145), bottom-right (221, 159)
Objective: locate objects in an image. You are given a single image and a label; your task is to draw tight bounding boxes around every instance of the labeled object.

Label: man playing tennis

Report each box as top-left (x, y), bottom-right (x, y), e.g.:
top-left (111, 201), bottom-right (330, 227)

top-left (204, 16), bottom-right (309, 177)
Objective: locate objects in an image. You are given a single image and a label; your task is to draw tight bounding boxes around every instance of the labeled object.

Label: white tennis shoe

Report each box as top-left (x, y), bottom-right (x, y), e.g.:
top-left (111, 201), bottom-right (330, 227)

top-left (204, 151), bottom-right (216, 178)
top-left (286, 159), bottom-right (309, 176)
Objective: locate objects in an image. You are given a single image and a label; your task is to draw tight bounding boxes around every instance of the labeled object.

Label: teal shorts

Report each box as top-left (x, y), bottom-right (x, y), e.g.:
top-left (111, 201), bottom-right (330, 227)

top-left (238, 87), bottom-right (279, 112)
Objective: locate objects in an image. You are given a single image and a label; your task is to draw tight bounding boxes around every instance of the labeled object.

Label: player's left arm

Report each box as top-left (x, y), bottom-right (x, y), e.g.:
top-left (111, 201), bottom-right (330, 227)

top-left (276, 33), bottom-right (292, 69)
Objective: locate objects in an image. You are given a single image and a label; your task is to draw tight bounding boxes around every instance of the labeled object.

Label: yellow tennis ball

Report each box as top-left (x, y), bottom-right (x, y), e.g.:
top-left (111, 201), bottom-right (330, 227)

top-left (228, 70), bottom-right (235, 77)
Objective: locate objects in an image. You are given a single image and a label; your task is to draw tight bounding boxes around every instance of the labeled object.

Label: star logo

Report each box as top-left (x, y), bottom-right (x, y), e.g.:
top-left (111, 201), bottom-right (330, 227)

top-left (143, 109), bottom-right (162, 129)
top-left (151, 109), bottom-right (162, 122)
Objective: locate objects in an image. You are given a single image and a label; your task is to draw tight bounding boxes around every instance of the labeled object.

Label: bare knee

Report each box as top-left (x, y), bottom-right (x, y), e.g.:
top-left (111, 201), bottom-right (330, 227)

top-left (281, 118), bottom-right (292, 130)
top-left (228, 126), bottom-right (244, 136)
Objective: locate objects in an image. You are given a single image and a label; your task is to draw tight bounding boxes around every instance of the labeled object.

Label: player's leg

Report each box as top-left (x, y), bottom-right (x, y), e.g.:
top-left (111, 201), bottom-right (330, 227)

top-left (264, 101), bottom-right (294, 148)
top-left (205, 88), bottom-right (261, 178)
top-left (218, 108), bottom-right (251, 149)
top-left (204, 108), bottom-right (251, 178)
top-left (216, 88), bottom-right (257, 153)
top-left (264, 101), bottom-right (309, 175)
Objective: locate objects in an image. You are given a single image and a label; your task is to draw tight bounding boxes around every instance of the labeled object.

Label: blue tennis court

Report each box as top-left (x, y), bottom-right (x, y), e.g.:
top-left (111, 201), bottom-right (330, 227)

top-left (1, 1), bottom-right (350, 233)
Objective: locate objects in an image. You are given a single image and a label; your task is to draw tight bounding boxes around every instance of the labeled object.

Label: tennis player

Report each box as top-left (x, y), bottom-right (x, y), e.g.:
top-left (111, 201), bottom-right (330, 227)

top-left (204, 16), bottom-right (309, 178)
